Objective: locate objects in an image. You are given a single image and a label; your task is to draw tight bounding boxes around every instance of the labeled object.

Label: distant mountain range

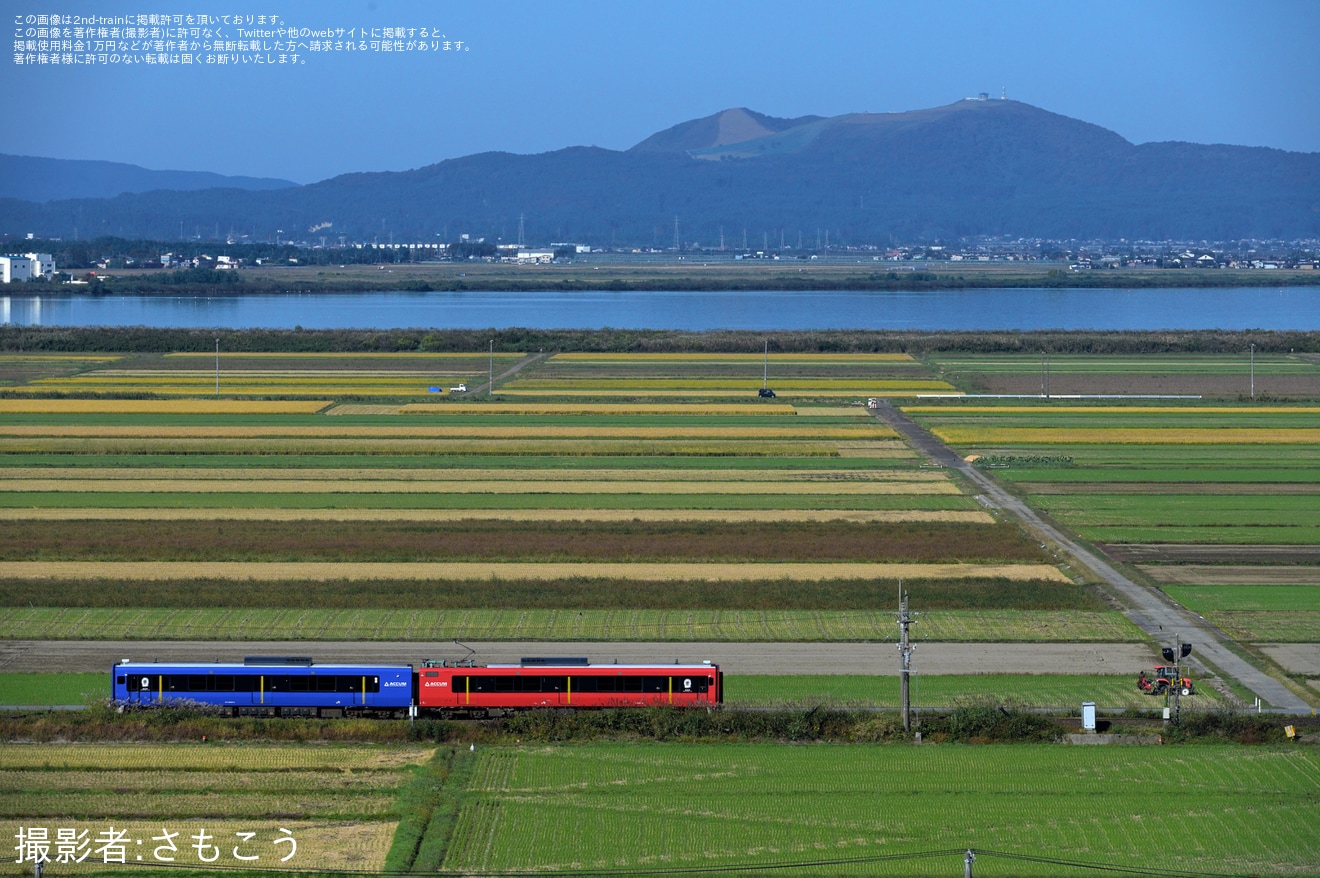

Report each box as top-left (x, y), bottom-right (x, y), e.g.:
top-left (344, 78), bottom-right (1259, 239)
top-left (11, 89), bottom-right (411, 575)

top-left (3, 99), bottom-right (1317, 243)
top-left (0, 154), bottom-right (297, 202)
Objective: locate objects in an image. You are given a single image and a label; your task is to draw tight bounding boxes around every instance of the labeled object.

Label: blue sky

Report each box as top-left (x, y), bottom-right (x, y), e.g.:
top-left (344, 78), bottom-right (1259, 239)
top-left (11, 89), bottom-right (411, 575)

top-left (5, 0), bottom-right (1317, 183)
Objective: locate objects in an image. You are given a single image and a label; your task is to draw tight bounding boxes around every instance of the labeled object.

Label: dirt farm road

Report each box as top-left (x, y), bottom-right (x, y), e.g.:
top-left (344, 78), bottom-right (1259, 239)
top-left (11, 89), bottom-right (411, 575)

top-left (1, 640), bottom-right (1157, 676)
top-left (871, 400), bottom-right (1312, 712)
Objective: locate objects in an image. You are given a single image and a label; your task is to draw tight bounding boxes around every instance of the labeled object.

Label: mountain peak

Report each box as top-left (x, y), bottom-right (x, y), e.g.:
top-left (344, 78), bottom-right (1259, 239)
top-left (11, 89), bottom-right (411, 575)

top-left (629, 108), bottom-right (824, 154)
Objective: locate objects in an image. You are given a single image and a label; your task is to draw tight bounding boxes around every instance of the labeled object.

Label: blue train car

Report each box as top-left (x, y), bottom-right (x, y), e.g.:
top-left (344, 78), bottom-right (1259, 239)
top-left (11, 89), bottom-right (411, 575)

top-left (111, 656), bottom-right (414, 717)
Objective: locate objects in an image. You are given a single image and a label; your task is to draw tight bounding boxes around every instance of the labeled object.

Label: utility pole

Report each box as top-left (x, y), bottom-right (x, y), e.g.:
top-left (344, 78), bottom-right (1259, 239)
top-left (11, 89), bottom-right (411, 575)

top-left (489, 339), bottom-right (494, 398)
top-left (214, 337), bottom-right (219, 396)
top-left (964, 849), bottom-right (976, 878)
top-left (897, 584), bottom-right (915, 732)
top-left (1250, 342), bottom-right (1255, 399)
top-left (763, 339), bottom-right (769, 391)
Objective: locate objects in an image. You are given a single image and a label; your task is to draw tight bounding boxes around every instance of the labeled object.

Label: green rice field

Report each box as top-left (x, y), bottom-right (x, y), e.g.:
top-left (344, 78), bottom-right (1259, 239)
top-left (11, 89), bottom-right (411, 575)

top-left (439, 743), bottom-right (1320, 875)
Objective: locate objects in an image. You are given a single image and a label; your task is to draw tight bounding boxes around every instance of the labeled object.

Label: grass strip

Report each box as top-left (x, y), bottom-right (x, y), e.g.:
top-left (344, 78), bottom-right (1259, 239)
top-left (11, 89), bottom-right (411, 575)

top-left (0, 673), bottom-right (103, 705)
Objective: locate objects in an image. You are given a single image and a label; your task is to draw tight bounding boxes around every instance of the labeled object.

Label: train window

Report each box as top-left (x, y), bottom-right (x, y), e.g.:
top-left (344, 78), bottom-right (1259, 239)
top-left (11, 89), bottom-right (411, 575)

top-left (116, 675), bottom-right (125, 685)
top-left (315, 676), bottom-right (338, 692)
top-left (541, 676), bottom-right (567, 692)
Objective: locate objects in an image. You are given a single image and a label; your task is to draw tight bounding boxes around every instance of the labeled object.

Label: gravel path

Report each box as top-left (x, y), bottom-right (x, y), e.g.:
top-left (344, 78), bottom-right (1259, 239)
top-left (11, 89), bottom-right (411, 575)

top-left (0, 640), bottom-right (1156, 675)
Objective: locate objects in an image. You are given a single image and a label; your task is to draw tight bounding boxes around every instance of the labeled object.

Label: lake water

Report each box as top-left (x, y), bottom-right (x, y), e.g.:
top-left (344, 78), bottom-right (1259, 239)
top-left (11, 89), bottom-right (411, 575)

top-left (2, 287), bottom-right (1317, 331)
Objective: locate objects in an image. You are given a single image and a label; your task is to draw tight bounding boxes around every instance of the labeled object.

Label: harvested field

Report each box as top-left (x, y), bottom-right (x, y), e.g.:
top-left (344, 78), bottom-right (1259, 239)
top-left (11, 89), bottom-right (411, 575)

top-left (794, 407), bottom-right (874, 417)
top-left (1105, 544), bottom-right (1320, 564)
top-left (0, 640), bottom-right (1155, 675)
top-left (0, 576), bottom-right (1091, 613)
top-left (0, 607), bottom-right (1134, 642)
top-left (1019, 481), bottom-right (1320, 494)
top-left (1139, 565), bottom-right (1320, 585)
top-left (1259, 644), bottom-right (1320, 675)
top-left (553, 353), bottom-right (917, 361)
top-left (952, 373), bottom-right (1320, 398)
top-left (325, 404), bottom-right (405, 415)
top-left (0, 466), bottom-right (951, 483)
top-left (0, 477), bottom-right (959, 495)
top-left (0, 560), bottom-right (1071, 582)
top-left (933, 427), bottom-right (1320, 444)
top-left (0, 424), bottom-right (897, 439)
top-left (0, 508), bottom-right (997, 524)
top-left (0, 519), bottom-right (1034, 563)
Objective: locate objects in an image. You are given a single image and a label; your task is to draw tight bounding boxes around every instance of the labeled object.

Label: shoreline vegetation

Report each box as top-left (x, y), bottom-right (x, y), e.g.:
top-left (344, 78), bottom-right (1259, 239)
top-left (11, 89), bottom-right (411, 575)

top-left (3, 326), bottom-right (1319, 355)
top-left (23, 261), bottom-right (1320, 296)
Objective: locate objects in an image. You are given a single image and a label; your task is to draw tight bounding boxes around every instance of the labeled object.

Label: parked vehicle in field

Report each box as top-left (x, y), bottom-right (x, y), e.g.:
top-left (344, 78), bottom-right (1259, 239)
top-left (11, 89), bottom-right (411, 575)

top-left (1138, 665), bottom-right (1194, 696)
top-left (450, 383), bottom-right (467, 393)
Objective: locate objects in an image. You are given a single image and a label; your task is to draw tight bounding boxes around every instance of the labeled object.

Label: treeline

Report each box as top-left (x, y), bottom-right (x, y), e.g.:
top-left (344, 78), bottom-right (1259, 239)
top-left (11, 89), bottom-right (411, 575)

top-left (3, 326), bottom-right (1318, 355)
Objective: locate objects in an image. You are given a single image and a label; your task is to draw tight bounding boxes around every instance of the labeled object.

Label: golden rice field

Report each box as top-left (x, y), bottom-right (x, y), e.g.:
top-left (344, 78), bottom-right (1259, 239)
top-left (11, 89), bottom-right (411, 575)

top-left (505, 378), bottom-right (955, 390)
top-left (0, 399), bottom-right (332, 414)
top-left (931, 427), bottom-right (1320, 444)
top-left (0, 354), bottom-right (123, 362)
top-left (498, 388), bottom-right (958, 398)
top-left (0, 819), bottom-right (396, 873)
top-left (0, 508), bottom-right (995, 524)
top-left (0, 744), bottom-right (433, 771)
top-left (552, 353), bottom-right (917, 362)
top-left (0, 466), bottom-right (954, 482)
top-left (402, 402), bottom-right (800, 415)
top-left (0, 477), bottom-right (959, 495)
top-left (0, 561), bottom-right (1070, 582)
top-left (0, 424), bottom-right (894, 439)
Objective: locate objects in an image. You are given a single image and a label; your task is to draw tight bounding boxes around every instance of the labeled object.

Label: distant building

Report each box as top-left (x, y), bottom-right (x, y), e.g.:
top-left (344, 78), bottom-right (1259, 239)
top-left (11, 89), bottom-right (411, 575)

top-left (0, 252), bottom-right (54, 283)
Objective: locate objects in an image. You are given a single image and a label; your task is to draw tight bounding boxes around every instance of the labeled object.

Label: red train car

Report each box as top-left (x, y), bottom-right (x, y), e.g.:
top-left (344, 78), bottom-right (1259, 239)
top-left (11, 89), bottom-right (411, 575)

top-left (416, 657), bottom-right (722, 716)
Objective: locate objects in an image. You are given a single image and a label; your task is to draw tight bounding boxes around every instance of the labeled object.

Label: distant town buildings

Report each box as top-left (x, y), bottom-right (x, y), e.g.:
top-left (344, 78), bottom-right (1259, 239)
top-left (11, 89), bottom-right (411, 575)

top-left (0, 252), bottom-right (55, 283)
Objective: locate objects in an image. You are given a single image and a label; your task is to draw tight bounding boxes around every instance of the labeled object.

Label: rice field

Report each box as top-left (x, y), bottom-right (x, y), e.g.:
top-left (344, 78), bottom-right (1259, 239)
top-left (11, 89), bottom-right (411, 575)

top-left (724, 673), bottom-right (1224, 709)
top-left (440, 744), bottom-right (1320, 875)
top-left (0, 560), bottom-right (1071, 582)
top-left (0, 399), bottom-right (332, 414)
top-left (906, 396), bottom-right (1320, 656)
top-left (0, 607), bottom-right (1139, 643)
top-left (0, 743), bottom-right (426, 873)
top-left (0, 508), bottom-right (995, 523)
top-left (933, 427), bottom-right (1320, 444)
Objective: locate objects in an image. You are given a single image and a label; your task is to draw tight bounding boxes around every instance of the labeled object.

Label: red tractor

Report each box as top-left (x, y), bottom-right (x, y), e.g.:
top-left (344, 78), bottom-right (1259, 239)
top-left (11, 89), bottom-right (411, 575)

top-left (1138, 665), bottom-right (1194, 697)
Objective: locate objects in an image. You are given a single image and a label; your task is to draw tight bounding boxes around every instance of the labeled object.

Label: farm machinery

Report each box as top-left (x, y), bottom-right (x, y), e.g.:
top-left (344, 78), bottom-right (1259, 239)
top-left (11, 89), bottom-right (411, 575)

top-left (1138, 665), bottom-right (1194, 696)
top-left (1138, 642), bottom-right (1195, 697)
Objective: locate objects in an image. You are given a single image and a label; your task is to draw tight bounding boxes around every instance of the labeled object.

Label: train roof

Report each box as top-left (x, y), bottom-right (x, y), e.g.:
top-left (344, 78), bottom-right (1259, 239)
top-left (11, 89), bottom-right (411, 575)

top-left (113, 661), bottom-right (412, 670)
top-left (482, 663), bottom-right (717, 670)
